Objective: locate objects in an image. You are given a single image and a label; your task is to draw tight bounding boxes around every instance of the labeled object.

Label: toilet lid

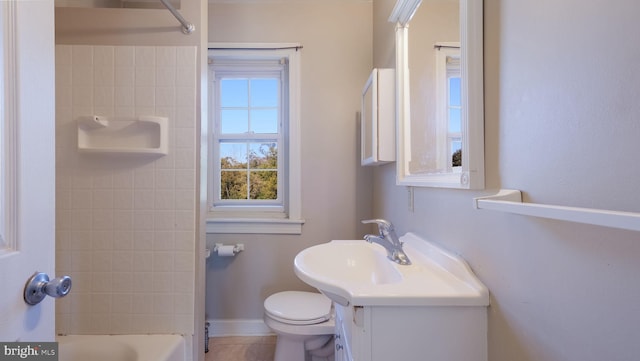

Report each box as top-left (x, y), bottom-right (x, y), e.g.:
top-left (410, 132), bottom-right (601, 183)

top-left (264, 291), bottom-right (332, 325)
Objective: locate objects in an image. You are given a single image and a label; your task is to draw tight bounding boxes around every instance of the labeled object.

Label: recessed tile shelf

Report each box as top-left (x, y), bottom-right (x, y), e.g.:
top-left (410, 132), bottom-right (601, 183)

top-left (77, 115), bottom-right (168, 155)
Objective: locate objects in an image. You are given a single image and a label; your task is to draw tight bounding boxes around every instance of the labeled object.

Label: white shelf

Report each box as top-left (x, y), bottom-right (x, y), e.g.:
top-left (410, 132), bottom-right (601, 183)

top-left (77, 115), bottom-right (168, 155)
top-left (474, 189), bottom-right (640, 232)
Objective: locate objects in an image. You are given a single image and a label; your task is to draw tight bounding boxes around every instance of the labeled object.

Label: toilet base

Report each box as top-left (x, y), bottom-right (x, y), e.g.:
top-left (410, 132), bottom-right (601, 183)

top-left (263, 291), bottom-right (335, 361)
top-left (273, 333), bottom-right (334, 361)
top-left (274, 335), bottom-right (305, 361)
top-left (265, 315), bottom-right (335, 361)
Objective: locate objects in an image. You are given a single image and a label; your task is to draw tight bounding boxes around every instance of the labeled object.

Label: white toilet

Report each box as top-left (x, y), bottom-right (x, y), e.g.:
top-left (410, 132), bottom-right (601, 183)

top-left (263, 291), bottom-right (335, 361)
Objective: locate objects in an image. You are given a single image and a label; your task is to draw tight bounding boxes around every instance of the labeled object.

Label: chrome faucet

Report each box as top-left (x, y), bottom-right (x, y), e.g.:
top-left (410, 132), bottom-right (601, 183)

top-left (361, 219), bottom-right (411, 265)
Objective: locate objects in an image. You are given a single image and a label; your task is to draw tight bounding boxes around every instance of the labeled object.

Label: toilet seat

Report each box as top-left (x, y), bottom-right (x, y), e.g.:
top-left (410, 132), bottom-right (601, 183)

top-left (264, 291), bottom-right (332, 325)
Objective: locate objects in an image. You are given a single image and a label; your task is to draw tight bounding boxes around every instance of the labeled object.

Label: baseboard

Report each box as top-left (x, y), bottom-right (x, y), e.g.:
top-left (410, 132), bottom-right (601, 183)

top-left (207, 318), bottom-right (274, 337)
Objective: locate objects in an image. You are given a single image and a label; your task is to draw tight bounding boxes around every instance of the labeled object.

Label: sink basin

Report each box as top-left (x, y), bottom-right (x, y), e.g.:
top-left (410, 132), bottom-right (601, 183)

top-left (294, 233), bottom-right (490, 307)
top-left (296, 241), bottom-right (402, 286)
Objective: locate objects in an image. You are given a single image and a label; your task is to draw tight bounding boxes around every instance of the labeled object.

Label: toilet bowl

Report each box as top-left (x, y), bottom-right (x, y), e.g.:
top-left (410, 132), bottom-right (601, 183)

top-left (264, 291), bottom-right (335, 361)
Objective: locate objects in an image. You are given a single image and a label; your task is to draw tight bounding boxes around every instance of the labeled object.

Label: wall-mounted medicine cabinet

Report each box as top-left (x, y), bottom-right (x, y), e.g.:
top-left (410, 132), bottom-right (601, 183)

top-left (361, 68), bottom-right (396, 166)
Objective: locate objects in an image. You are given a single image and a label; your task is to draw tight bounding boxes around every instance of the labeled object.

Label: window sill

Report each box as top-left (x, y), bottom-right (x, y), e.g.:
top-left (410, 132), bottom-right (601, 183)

top-left (206, 217), bottom-right (305, 234)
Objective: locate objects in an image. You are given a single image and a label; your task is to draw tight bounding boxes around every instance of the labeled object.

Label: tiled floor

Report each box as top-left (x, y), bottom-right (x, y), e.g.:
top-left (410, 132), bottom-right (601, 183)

top-left (206, 336), bottom-right (276, 361)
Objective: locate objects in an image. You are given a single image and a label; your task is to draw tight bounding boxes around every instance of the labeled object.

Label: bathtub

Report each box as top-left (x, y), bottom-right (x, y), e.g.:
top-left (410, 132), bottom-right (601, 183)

top-left (57, 335), bottom-right (185, 361)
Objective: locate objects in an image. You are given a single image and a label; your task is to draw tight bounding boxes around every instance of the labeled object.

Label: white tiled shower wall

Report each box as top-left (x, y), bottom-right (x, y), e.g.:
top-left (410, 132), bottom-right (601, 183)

top-left (55, 45), bottom-right (197, 335)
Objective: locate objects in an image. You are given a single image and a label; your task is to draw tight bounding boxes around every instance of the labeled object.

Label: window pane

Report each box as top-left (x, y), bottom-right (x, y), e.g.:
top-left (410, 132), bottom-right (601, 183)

top-left (451, 140), bottom-right (462, 155)
top-left (250, 109), bottom-right (278, 134)
top-left (220, 79), bottom-right (248, 107)
top-left (250, 171), bottom-right (278, 200)
top-left (451, 140), bottom-right (462, 167)
top-left (220, 170), bottom-right (247, 199)
top-left (449, 77), bottom-right (461, 107)
top-left (250, 78), bottom-right (278, 107)
top-left (221, 109), bottom-right (248, 134)
top-left (449, 108), bottom-right (461, 133)
top-left (249, 143), bottom-right (277, 169)
top-left (220, 143), bottom-right (248, 169)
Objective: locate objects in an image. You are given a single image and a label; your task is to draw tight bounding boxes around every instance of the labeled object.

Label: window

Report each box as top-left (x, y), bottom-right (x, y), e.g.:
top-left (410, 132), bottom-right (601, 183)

top-left (207, 45), bottom-right (303, 234)
top-left (435, 43), bottom-right (462, 172)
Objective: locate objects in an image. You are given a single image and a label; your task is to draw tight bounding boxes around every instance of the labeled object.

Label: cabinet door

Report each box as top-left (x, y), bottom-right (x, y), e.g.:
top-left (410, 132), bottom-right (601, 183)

top-left (334, 306), bottom-right (347, 361)
top-left (361, 69), bottom-right (395, 166)
top-left (350, 306), bottom-right (372, 361)
top-left (335, 329), bottom-right (345, 361)
top-left (335, 305), bottom-right (358, 361)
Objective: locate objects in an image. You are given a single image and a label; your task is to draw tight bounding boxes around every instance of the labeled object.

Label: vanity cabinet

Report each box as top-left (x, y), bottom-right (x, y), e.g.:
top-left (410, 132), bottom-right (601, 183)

top-left (334, 303), bottom-right (487, 361)
top-left (361, 68), bottom-right (395, 166)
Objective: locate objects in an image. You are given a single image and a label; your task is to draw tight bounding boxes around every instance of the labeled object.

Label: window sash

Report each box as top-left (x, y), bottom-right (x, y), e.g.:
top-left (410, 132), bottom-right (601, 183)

top-left (210, 58), bottom-right (287, 212)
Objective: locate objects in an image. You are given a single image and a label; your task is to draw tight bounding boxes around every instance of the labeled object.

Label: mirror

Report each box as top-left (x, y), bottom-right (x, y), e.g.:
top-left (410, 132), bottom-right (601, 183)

top-left (390, 0), bottom-right (484, 189)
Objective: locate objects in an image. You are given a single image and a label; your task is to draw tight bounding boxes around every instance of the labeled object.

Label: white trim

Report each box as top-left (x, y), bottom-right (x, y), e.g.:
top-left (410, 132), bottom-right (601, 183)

top-left (394, 25), bottom-right (412, 185)
top-left (0, 0), bottom-right (19, 253)
top-left (206, 44), bottom-right (303, 234)
top-left (462, 0), bottom-right (485, 189)
top-left (207, 319), bottom-right (274, 337)
top-left (206, 217), bottom-right (304, 234)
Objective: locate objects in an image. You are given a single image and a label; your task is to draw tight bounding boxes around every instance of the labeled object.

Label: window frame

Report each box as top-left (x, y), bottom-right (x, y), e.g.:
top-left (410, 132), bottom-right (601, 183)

top-left (206, 44), bottom-right (304, 234)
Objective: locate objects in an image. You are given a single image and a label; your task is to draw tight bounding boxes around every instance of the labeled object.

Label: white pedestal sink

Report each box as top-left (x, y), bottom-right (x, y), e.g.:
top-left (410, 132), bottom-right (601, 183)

top-left (293, 232), bottom-right (490, 361)
top-left (294, 232), bottom-right (489, 307)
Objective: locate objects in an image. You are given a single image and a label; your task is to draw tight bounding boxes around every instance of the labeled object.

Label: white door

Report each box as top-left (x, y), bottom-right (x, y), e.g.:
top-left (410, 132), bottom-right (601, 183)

top-left (0, 0), bottom-right (56, 342)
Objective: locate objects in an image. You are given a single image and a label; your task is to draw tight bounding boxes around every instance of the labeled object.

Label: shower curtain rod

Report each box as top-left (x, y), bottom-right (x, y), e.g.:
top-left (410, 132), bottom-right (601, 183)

top-left (159, 0), bottom-right (195, 34)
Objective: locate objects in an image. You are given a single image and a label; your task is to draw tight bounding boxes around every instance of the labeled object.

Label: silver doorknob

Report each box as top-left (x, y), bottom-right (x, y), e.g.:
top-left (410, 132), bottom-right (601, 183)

top-left (24, 272), bottom-right (72, 305)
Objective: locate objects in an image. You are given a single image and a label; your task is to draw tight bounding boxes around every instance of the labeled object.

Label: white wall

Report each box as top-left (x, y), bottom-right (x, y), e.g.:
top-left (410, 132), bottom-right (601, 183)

top-left (206, 1), bottom-right (373, 323)
top-left (373, 0), bottom-right (640, 360)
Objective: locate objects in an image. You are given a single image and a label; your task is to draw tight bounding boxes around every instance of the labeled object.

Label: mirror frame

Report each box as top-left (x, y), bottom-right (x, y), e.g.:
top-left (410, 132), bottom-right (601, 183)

top-left (390, 0), bottom-right (484, 189)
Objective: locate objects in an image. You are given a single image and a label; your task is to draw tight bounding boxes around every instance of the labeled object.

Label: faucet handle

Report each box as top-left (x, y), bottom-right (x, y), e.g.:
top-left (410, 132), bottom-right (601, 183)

top-left (361, 219), bottom-right (394, 234)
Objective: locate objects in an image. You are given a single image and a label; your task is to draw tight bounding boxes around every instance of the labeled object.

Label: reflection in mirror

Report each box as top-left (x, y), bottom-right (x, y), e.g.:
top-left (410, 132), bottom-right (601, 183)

top-left (391, 0), bottom-right (484, 189)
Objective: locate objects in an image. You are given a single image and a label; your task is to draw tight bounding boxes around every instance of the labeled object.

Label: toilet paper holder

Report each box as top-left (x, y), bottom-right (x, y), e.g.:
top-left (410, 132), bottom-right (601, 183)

top-left (213, 243), bottom-right (244, 256)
